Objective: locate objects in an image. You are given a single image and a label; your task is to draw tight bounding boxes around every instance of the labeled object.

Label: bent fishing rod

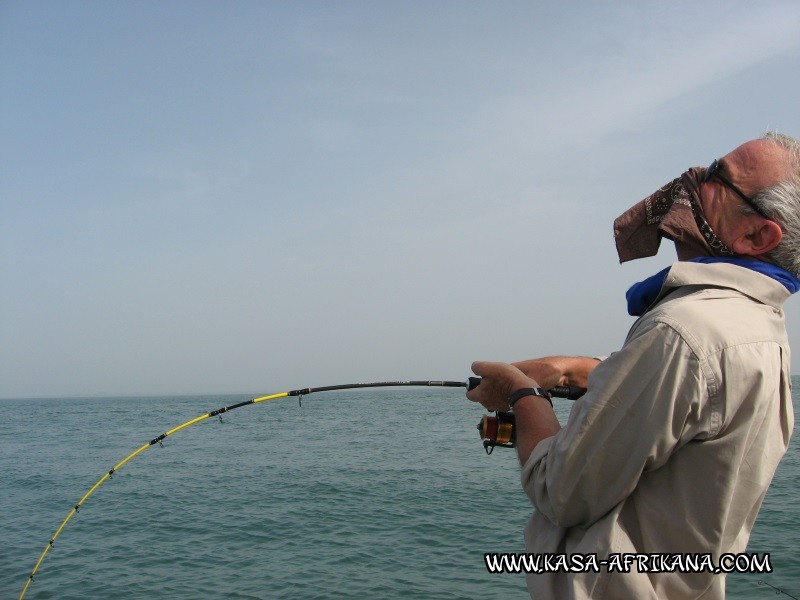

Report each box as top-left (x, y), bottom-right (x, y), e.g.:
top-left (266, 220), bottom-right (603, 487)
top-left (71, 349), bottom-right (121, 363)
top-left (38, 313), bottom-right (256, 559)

top-left (19, 377), bottom-right (585, 600)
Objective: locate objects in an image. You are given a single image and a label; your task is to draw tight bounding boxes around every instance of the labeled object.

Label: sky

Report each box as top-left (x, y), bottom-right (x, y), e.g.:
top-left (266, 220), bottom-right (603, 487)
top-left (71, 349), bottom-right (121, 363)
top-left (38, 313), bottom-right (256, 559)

top-left (2, 1), bottom-right (800, 398)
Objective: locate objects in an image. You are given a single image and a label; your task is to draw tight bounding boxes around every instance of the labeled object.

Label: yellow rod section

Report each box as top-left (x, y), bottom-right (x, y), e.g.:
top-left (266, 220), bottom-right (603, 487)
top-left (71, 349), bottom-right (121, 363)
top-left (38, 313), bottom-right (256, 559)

top-left (18, 392), bottom-right (288, 600)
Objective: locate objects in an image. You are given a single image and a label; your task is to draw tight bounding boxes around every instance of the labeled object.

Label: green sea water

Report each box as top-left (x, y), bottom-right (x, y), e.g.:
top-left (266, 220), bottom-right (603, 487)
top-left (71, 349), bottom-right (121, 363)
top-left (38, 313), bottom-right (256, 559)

top-left (2, 384), bottom-right (798, 599)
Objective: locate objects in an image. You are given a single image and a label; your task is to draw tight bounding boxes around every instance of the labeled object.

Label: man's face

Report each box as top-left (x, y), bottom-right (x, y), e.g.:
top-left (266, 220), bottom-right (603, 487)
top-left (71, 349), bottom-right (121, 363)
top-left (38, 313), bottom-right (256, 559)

top-left (699, 140), bottom-right (790, 249)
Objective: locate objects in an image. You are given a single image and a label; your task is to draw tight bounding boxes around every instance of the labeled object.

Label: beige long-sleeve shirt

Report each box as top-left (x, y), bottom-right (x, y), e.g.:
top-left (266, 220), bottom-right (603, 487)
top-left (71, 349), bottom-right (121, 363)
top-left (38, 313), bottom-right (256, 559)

top-left (522, 262), bottom-right (794, 599)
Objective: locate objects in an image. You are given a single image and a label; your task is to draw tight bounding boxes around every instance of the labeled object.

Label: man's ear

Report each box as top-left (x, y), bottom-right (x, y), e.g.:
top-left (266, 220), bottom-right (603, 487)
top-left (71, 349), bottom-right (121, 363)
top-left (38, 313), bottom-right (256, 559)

top-left (731, 219), bottom-right (783, 256)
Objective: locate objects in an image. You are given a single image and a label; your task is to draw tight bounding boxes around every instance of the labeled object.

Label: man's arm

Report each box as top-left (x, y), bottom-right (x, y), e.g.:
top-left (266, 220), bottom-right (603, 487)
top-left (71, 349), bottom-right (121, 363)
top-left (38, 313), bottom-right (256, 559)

top-left (512, 355), bottom-right (601, 389)
top-left (521, 324), bottom-right (709, 528)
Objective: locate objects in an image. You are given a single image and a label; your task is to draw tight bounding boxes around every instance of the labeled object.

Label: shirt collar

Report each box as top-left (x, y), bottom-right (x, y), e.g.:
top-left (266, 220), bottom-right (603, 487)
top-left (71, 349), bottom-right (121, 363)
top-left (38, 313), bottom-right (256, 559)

top-left (655, 261), bottom-right (791, 311)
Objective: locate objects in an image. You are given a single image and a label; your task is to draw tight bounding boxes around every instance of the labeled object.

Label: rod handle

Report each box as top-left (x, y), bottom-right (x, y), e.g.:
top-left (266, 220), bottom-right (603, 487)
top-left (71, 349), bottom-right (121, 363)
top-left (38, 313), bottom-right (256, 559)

top-left (549, 385), bottom-right (587, 400)
top-left (467, 377), bottom-right (587, 400)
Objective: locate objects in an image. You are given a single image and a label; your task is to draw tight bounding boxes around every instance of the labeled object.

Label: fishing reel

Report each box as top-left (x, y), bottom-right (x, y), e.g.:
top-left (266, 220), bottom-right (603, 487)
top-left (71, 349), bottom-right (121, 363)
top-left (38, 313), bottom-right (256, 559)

top-left (470, 377), bottom-right (587, 454)
top-left (469, 375), bottom-right (519, 454)
top-left (477, 411), bottom-right (516, 454)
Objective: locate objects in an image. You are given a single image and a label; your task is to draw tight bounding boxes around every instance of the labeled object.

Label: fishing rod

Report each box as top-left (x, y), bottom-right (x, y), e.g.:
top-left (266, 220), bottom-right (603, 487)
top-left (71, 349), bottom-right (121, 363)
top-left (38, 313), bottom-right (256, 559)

top-left (18, 377), bottom-right (585, 599)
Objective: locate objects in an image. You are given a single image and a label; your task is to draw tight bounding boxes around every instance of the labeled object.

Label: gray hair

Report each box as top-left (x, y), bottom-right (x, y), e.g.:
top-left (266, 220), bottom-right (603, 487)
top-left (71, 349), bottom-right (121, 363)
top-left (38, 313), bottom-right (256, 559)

top-left (752, 131), bottom-right (800, 277)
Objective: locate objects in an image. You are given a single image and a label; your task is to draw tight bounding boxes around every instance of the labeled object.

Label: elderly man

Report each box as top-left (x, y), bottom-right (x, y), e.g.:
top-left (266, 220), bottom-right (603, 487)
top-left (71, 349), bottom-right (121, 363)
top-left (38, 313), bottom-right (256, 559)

top-left (468, 133), bottom-right (799, 599)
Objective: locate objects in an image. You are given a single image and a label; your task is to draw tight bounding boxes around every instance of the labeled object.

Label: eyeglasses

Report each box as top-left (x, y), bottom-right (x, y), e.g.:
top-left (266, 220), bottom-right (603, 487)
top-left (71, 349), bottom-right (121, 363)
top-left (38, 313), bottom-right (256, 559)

top-left (704, 159), bottom-right (769, 219)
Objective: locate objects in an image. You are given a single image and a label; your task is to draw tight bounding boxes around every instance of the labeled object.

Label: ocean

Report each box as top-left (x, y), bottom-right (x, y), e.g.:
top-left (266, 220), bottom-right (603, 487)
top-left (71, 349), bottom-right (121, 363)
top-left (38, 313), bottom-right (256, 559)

top-left (2, 384), bottom-right (798, 599)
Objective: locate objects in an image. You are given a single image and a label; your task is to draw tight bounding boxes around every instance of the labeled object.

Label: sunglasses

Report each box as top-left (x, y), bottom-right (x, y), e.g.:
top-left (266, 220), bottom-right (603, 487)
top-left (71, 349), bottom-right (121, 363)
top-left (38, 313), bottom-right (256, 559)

top-left (704, 159), bottom-right (769, 219)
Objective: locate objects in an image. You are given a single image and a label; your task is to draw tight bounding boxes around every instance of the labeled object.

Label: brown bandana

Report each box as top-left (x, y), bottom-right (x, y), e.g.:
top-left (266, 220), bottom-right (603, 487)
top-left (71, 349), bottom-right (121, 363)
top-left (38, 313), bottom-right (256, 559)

top-left (614, 167), bottom-right (734, 263)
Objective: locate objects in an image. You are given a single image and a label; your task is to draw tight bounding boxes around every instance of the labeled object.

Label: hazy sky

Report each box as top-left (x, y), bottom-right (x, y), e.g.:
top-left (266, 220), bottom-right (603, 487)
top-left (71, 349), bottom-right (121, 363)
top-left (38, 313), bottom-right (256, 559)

top-left (2, 1), bottom-right (800, 398)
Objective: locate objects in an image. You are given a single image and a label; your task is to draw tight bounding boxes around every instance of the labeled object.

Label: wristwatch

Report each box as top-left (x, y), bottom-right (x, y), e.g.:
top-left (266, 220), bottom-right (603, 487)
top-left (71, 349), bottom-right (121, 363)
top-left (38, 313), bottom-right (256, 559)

top-left (508, 387), bottom-right (552, 409)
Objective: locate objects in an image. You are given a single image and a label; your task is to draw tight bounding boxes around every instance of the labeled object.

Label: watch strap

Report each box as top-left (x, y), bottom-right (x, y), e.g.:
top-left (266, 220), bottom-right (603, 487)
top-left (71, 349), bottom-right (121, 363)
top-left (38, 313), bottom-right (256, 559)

top-left (508, 387), bottom-right (552, 408)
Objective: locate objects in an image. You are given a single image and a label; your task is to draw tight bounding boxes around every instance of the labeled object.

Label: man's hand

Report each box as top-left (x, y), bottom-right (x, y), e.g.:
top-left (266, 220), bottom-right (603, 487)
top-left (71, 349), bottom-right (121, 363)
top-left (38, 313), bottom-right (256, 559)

top-left (466, 361), bottom-right (542, 411)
